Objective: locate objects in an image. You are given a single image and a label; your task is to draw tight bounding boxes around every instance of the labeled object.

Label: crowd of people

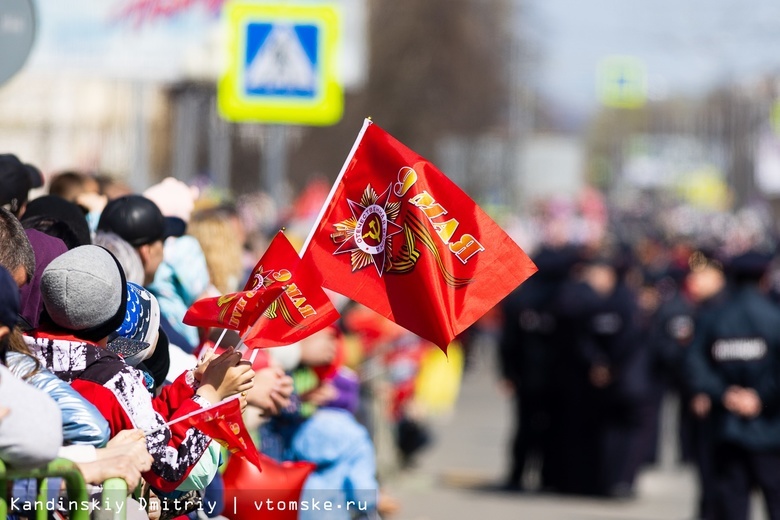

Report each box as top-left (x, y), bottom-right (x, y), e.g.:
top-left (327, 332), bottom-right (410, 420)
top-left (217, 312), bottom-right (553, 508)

top-left (14, 142), bottom-right (780, 520)
top-left (497, 192), bottom-right (780, 520)
top-left (0, 153), bottom-right (436, 519)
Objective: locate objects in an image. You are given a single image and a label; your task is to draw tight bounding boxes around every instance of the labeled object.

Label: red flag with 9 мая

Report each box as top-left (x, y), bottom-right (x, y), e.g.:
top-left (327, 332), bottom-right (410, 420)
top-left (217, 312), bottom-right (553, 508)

top-left (301, 119), bottom-right (537, 352)
top-left (183, 286), bottom-right (285, 335)
top-left (242, 231), bottom-right (340, 349)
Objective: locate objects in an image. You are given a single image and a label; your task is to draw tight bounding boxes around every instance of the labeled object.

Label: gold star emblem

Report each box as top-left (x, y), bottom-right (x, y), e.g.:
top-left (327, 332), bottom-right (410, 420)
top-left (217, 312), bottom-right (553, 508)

top-left (330, 184), bottom-right (403, 276)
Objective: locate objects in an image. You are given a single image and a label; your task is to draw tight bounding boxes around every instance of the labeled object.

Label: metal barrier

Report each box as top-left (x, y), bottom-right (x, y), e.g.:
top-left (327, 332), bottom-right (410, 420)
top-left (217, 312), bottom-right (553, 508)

top-left (0, 458), bottom-right (127, 520)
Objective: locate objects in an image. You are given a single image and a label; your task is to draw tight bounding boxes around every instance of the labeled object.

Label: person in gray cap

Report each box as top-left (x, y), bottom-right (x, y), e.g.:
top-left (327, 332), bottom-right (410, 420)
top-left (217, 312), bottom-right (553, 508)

top-left (24, 245), bottom-right (254, 493)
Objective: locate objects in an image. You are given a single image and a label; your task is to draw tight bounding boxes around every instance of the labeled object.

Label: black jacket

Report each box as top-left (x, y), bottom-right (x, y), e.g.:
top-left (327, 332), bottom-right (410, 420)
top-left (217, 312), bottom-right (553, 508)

top-left (686, 285), bottom-right (780, 450)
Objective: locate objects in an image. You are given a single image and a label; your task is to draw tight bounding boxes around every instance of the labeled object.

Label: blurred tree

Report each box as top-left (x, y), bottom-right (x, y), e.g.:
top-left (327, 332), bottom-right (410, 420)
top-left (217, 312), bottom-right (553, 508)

top-left (584, 84), bottom-right (766, 206)
top-left (286, 0), bottom-right (514, 193)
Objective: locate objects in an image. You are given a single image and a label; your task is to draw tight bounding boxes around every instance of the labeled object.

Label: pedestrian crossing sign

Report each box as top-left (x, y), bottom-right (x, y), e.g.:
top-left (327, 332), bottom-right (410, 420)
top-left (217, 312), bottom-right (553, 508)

top-left (218, 2), bottom-right (343, 125)
top-left (597, 56), bottom-right (647, 109)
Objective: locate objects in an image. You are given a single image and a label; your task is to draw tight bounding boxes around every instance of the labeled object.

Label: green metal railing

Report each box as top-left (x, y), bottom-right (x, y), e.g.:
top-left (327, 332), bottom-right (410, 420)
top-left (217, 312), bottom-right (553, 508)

top-left (0, 458), bottom-right (127, 520)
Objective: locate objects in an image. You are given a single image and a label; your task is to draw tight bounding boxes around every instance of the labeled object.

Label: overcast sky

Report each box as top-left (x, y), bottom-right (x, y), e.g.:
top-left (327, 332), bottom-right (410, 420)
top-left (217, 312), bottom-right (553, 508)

top-left (526, 0), bottom-right (780, 119)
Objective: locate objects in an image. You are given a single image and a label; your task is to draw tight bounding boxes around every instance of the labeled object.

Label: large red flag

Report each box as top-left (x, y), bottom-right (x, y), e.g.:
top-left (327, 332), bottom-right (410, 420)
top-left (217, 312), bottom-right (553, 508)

top-left (301, 119), bottom-right (537, 352)
top-left (183, 286), bottom-right (285, 335)
top-left (169, 395), bottom-right (263, 471)
top-left (242, 231), bottom-right (340, 349)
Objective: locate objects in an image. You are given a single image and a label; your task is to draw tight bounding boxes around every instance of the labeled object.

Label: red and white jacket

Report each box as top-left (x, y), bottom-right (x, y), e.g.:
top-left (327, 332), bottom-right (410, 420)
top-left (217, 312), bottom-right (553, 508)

top-left (25, 329), bottom-right (211, 493)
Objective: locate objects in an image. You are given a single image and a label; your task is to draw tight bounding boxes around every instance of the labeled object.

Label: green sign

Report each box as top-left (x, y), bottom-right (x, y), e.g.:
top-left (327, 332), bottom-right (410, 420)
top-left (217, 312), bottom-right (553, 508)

top-left (597, 56), bottom-right (647, 109)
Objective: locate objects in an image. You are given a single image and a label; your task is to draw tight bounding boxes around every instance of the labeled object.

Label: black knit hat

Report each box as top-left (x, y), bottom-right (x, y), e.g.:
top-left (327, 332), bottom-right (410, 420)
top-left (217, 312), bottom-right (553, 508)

top-left (23, 195), bottom-right (92, 248)
top-left (0, 154), bottom-right (43, 214)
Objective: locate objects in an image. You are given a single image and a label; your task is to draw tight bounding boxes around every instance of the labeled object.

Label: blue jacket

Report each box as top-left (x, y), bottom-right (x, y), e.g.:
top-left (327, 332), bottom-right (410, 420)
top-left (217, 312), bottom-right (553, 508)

top-left (6, 351), bottom-right (110, 447)
top-left (291, 408), bottom-right (379, 519)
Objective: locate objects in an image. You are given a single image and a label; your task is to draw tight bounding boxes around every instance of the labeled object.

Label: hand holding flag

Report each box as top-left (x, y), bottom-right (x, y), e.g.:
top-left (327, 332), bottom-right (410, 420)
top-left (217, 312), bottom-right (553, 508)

top-left (302, 119), bottom-right (537, 352)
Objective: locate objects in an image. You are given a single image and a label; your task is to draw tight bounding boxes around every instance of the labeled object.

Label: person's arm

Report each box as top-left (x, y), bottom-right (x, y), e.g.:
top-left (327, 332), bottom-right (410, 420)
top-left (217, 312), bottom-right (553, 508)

top-left (0, 365), bottom-right (63, 468)
top-left (683, 314), bottom-right (728, 402)
top-left (71, 367), bottom-right (211, 493)
top-left (7, 352), bottom-right (110, 447)
top-left (152, 369), bottom-right (198, 418)
top-left (497, 295), bottom-right (522, 385)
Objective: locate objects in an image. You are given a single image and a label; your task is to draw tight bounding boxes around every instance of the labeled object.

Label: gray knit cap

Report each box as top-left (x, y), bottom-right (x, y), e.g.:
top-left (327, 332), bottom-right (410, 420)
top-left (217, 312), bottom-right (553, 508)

top-left (41, 245), bottom-right (127, 341)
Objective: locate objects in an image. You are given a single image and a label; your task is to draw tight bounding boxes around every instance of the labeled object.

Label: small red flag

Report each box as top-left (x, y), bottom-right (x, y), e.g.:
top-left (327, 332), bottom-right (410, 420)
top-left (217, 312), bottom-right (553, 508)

top-left (242, 231), bottom-right (340, 349)
top-left (175, 395), bottom-right (263, 471)
top-left (301, 119), bottom-right (537, 352)
top-left (183, 286), bottom-right (285, 335)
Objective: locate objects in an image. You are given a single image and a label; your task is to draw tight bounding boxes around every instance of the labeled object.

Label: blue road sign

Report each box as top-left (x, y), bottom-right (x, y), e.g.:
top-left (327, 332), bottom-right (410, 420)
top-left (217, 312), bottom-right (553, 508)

top-left (219, 2), bottom-right (343, 125)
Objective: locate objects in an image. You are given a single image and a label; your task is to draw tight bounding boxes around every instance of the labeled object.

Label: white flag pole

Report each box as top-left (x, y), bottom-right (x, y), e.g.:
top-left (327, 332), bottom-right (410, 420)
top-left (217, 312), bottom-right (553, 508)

top-left (200, 328), bottom-right (228, 362)
top-left (300, 118), bottom-right (373, 254)
top-left (144, 395), bottom-right (241, 436)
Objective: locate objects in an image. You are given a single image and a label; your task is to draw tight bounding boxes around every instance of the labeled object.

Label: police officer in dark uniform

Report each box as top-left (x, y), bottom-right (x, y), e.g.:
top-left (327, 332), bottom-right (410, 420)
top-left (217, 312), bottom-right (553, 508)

top-left (498, 245), bottom-right (574, 491)
top-left (686, 251), bottom-right (780, 520)
top-left (681, 250), bottom-right (729, 520)
top-left (553, 251), bottom-right (645, 497)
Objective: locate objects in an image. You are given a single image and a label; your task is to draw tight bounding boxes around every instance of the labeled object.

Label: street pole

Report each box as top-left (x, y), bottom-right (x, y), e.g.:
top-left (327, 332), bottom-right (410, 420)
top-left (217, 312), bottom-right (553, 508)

top-left (262, 124), bottom-right (288, 208)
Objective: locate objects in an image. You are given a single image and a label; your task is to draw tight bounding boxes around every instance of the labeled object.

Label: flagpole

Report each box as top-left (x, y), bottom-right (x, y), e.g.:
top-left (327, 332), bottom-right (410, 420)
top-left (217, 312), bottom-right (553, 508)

top-left (200, 329), bottom-right (229, 362)
top-left (300, 118), bottom-right (373, 254)
top-left (235, 328), bottom-right (253, 355)
top-left (144, 395), bottom-right (241, 436)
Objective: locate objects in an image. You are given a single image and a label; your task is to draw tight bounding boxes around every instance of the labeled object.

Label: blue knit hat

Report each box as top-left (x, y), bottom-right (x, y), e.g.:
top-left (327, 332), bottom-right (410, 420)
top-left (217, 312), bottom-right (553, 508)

top-left (108, 282), bottom-right (161, 366)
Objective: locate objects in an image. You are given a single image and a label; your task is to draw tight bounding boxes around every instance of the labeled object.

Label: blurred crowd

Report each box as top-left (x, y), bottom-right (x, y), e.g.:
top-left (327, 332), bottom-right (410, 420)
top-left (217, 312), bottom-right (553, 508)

top-left (12, 143), bottom-right (780, 520)
top-left (497, 188), bottom-right (780, 520)
top-left (0, 153), bottom-right (464, 519)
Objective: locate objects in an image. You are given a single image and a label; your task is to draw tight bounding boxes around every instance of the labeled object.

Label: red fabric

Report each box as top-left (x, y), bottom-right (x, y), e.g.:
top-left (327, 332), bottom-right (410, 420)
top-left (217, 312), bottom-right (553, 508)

top-left (26, 331), bottom-right (210, 493)
top-left (71, 378), bottom-right (203, 493)
top-left (242, 231), bottom-right (340, 349)
top-left (302, 120), bottom-right (538, 351)
top-left (152, 371), bottom-right (197, 418)
top-left (222, 453), bottom-right (315, 520)
top-left (180, 396), bottom-right (263, 471)
top-left (183, 286), bottom-right (285, 335)
top-left (287, 177), bottom-right (331, 222)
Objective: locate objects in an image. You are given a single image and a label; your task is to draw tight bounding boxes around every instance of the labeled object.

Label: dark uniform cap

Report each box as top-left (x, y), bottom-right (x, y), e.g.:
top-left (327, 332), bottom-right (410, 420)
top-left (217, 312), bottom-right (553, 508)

top-left (97, 195), bottom-right (185, 248)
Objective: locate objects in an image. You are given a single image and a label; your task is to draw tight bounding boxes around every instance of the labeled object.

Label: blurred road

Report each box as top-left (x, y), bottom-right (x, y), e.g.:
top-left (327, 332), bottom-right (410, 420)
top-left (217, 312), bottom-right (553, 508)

top-left (386, 337), bottom-right (768, 520)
